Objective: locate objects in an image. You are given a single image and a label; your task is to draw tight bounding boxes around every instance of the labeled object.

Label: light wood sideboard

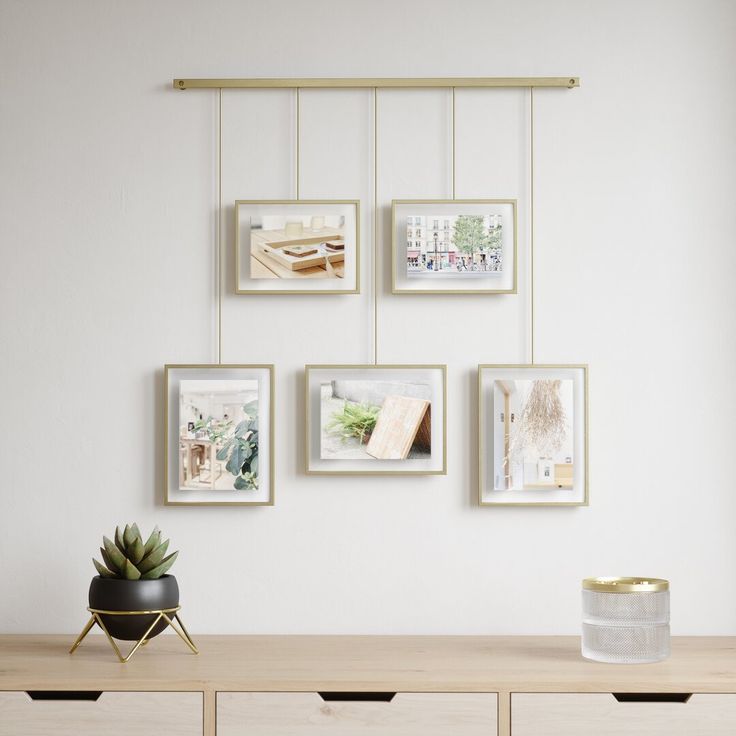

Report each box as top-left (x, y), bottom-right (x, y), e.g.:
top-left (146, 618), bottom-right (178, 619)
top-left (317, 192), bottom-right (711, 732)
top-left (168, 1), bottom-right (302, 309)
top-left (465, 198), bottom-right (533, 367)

top-left (1, 636), bottom-right (736, 736)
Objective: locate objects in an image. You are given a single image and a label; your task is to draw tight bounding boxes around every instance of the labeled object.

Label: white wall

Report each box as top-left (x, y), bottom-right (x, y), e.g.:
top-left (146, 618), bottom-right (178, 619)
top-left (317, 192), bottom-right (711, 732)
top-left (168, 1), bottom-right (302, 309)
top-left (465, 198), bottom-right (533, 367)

top-left (1, 0), bottom-right (735, 635)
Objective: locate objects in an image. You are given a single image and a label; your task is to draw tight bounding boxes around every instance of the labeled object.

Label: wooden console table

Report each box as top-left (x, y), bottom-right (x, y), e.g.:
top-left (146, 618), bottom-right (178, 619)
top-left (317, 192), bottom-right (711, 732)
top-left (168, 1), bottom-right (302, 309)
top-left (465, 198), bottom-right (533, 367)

top-left (2, 636), bottom-right (736, 736)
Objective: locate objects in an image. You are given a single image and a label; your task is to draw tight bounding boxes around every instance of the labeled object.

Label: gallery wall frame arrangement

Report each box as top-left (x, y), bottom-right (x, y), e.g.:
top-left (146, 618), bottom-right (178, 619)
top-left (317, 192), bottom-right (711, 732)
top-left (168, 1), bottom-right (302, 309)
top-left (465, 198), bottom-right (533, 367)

top-left (164, 364), bottom-right (275, 506)
top-left (235, 200), bottom-right (360, 294)
top-left (478, 364), bottom-right (588, 506)
top-left (392, 199), bottom-right (517, 294)
top-left (172, 75), bottom-right (583, 507)
top-left (305, 364), bottom-right (447, 475)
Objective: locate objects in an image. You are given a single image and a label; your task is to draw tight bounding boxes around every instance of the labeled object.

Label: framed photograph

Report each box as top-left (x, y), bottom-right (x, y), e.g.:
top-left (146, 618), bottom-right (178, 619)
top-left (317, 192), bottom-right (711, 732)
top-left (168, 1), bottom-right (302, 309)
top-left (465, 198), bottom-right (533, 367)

top-left (235, 200), bottom-right (360, 294)
top-left (392, 199), bottom-right (517, 294)
top-left (305, 365), bottom-right (447, 475)
top-left (165, 364), bottom-right (274, 505)
top-left (478, 364), bottom-right (588, 506)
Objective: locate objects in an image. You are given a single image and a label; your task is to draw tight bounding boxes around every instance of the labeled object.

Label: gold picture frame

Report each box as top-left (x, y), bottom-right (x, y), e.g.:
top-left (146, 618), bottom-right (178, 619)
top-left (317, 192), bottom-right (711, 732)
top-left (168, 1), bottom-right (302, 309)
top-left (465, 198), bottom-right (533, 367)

top-left (235, 200), bottom-right (361, 295)
top-left (164, 364), bottom-right (275, 506)
top-left (478, 364), bottom-right (589, 506)
top-left (392, 199), bottom-right (518, 294)
top-left (305, 364), bottom-right (447, 475)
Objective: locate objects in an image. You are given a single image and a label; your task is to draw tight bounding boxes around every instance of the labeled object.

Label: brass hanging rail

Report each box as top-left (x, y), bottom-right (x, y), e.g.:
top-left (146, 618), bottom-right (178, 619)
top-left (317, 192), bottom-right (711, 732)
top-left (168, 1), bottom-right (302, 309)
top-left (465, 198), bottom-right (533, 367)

top-left (173, 77), bottom-right (579, 90)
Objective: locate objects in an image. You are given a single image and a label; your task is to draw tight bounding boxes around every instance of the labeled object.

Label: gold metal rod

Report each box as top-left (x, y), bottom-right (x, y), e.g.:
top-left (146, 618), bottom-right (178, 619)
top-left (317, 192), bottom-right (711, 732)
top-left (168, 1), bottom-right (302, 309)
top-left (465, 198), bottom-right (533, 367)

top-left (93, 613), bottom-right (126, 663)
top-left (68, 616), bottom-right (96, 654)
top-left (530, 87), bottom-right (535, 365)
top-left (217, 88), bottom-right (223, 364)
top-left (373, 87), bottom-right (378, 366)
top-left (164, 613), bottom-right (200, 654)
top-left (451, 87), bottom-right (456, 199)
top-left (174, 77), bottom-right (580, 90)
top-left (70, 608), bottom-right (198, 662)
top-left (122, 614), bottom-right (165, 663)
top-left (173, 613), bottom-right (199, 653)
top-left (87, 606), bottom-right (181, 615)
top-left (296, 88), bottom-right (300, 200)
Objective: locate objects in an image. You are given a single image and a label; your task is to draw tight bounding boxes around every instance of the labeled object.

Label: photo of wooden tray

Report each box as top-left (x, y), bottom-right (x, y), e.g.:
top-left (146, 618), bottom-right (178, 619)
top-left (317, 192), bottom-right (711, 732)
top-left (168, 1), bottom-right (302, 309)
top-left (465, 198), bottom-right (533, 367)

top-left (251, 227), bottom-right (346, 275)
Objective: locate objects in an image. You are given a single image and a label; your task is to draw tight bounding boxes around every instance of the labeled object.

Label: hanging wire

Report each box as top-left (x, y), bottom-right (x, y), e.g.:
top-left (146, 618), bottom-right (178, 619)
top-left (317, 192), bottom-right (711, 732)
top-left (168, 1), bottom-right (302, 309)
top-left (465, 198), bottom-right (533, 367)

top-left (373, 87), bottom-right (379, 365)
top-left (217, 87), bottom-right (223, 364)
top-left (296, 88), bottom-right (301, 200)
top-left (529, 87), bottom-right (535, 365)
top-left (452, 87), bottom-right (456, 200)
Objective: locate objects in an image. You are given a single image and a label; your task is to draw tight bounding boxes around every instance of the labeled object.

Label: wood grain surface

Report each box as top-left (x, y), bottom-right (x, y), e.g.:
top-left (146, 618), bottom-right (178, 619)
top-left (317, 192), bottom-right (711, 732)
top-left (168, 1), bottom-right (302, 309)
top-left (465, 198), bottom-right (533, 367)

top-left (512, 693), bottom-right (736, 736)
top-left (366, 396), bottom-right (430, 459)
top-left (0, 691), bottom-right (202, 736)
top-left (2, 636), bottom-right (735, 693)
top-left (217, 692), bottom-right (497, 736)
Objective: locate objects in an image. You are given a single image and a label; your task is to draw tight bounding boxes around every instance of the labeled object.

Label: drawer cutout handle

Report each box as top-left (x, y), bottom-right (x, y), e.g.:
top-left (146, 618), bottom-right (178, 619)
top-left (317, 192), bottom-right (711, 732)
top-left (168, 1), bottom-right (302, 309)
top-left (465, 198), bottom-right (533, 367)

top-left (613, 693), bottom-right (692, 704)
top-left (318, 692), bottom-right (396, 702)
top-left (26, 691), bottom-right (103, 701)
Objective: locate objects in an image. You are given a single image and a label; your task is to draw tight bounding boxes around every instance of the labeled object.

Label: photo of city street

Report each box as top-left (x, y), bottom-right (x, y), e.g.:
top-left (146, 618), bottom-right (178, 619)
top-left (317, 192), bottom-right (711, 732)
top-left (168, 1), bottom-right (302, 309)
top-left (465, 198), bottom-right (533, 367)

top-left (405, 213), bottom-right (503, 277)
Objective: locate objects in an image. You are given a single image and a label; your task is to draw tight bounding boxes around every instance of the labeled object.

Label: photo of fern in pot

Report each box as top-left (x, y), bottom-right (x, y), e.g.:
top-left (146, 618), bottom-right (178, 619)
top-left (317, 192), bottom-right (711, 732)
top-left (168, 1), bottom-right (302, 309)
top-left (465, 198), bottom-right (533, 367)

top-left (90, 524), bottom-right (179, 641)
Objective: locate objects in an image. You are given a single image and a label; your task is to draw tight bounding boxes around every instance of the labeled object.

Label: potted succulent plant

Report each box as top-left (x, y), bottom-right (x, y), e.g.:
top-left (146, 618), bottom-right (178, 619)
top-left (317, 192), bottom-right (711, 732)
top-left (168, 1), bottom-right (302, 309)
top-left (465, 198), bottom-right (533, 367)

top-left (90, 524), bottom-right (179, 641)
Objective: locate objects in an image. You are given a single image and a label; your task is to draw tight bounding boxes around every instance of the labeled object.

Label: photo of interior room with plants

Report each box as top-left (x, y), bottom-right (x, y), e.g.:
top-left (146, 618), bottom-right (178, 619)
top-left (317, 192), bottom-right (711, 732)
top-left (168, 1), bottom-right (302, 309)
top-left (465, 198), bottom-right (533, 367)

top-left (178, 379), bottom-right (260, 491)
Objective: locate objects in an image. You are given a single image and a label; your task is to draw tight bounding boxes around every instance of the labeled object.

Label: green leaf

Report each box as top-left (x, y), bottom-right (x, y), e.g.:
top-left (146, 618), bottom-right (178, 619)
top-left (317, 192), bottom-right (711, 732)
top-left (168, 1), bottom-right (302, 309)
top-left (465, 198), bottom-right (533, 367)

top-left (114, 526), bottom-right (126, 554)
top-left (103, 536), bottom-right (127, 572)
top-left (243, 400), bottom-right (258, 417)
top-left (216, 442), bottom-right (233, 461)
top-left (100, 547), bottom-right (119, 575)
top-left (141, 551), bottom-right (178, 580)
top-left (123, 524), bottom-right (137, 548)
top-left (120, 558), bottom-right (141, 580)
top-left (128, 536), bottom-right (145, 565)
top-left (130, 523), bottom-right (142, 544)
top-left (233, 475), bottom-right (248, 490)
top-left (233, 420), bottom-right (249, 438)
top-left (249, 455), bottom-right (258, 476)
top-left (142, 526), bottom-right (160, 556)
top-left (138, 539), bottom-right (170, 573)
top-left (226, 444), bottom-right (244, 476)
top-left (93, 558), bottom-right (118, 578)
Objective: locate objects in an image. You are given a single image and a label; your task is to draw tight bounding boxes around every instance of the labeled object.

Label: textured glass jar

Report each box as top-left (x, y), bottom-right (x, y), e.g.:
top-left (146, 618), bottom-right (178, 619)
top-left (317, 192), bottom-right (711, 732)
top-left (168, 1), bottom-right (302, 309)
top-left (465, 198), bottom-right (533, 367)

top-left (582, 577), bottom-right (670, 664)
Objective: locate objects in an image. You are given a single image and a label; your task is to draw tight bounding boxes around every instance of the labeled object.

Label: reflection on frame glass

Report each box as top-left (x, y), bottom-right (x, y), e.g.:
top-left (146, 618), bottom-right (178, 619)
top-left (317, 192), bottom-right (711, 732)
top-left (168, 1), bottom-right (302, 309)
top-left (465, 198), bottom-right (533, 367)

top-left (392, 200), bottom-right (516, 294)
top-left (305, 365), bottom-right (447, 475)
top-left (478, 364), bottom-right (588, 506)
top-left (236, 200), bottom-right (360, 294)
top-left (165, 364), bottom-right (274, 505)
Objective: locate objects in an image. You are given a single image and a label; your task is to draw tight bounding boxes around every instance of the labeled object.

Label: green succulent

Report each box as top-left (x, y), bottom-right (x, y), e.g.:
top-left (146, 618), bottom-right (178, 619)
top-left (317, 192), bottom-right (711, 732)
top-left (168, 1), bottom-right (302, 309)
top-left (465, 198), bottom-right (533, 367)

top-left (92, 524), bottom-right (178, 580)
top-left (326, 401), bottom-right (380, 444)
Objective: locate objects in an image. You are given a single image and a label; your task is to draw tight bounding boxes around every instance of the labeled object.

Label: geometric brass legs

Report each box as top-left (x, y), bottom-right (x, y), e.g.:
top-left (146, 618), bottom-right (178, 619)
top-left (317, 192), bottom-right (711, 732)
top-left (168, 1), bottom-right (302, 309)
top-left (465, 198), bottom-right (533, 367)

top-left (69, 606), bottom-right (198, 663)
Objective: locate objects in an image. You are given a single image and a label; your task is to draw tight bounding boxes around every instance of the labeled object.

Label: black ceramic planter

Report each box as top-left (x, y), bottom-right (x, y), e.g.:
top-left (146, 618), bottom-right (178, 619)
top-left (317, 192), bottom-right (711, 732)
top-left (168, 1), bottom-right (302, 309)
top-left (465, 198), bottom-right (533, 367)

top-left (88, 575), bottom-right (179, 641)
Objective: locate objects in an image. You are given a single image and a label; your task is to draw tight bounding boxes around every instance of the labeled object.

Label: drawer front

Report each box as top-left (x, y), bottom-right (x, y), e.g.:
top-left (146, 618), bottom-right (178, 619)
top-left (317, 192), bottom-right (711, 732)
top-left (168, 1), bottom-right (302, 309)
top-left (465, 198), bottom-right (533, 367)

top-left (217, 692), bottom-right (497, 736)
top-left (0, 691), bottom-right (202, 736)
top-left (512, 693), bottom-right (736, 736)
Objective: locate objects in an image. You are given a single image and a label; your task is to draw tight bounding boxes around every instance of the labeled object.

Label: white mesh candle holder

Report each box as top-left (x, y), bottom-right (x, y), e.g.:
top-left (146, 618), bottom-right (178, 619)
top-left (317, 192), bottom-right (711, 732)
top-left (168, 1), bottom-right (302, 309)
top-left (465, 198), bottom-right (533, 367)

top-left (582, 577), bottom-right (670, 664)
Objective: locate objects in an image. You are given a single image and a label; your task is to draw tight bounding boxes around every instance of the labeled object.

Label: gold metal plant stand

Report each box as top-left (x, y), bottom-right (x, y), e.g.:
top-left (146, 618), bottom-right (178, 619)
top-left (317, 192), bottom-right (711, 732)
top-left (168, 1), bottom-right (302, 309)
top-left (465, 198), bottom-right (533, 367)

top-left (69, 606), bottom-right (198, 663)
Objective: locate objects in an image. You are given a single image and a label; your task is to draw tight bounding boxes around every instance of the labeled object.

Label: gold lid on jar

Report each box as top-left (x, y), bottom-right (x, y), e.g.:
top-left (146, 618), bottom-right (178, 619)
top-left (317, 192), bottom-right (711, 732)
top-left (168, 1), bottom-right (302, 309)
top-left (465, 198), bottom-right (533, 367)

top-left (582, 577), bottom-right (669, 593)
